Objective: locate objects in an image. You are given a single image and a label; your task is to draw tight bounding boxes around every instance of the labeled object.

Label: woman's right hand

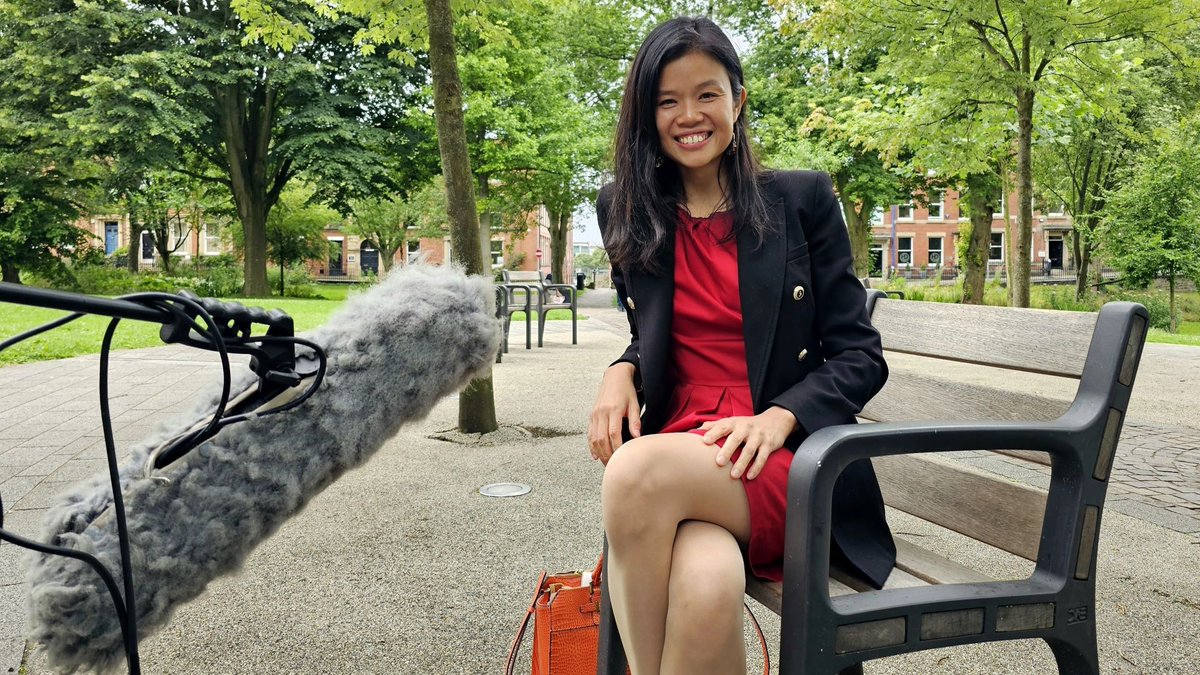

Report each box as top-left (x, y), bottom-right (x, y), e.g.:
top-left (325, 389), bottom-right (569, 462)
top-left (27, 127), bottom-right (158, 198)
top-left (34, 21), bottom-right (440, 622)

top-left (588, 362), bottom-right (642, 464)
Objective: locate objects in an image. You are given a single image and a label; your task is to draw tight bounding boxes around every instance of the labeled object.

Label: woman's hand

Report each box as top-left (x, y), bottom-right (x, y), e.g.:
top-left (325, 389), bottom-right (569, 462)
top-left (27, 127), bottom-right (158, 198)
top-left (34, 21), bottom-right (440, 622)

top-left (699, 406), bottom-right (799, 480)
top-left (588, 362), bottom-right (642, 464)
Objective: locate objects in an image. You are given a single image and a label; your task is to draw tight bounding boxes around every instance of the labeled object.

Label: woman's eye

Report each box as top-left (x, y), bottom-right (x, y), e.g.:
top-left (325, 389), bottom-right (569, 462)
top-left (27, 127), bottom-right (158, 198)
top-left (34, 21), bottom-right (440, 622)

top-left (700, 92), bottom-right (719, 100)
top-left (658, 99), bottom-right (676, 107)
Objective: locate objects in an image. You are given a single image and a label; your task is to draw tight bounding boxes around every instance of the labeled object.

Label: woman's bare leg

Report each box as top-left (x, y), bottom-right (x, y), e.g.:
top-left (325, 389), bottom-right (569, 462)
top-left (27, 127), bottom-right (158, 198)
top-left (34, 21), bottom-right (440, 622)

top-left (660, 520), bottom-right (747, 675)
top-left (602, 433), bottom-right (751, 675)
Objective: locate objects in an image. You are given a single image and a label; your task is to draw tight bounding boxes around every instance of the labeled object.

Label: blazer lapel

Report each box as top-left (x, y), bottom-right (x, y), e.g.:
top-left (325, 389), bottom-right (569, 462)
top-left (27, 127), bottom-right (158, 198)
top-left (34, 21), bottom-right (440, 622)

top-left (630, 236), bottom-right (675, 431)
top-left (738, 195), bottom-right (787, 409)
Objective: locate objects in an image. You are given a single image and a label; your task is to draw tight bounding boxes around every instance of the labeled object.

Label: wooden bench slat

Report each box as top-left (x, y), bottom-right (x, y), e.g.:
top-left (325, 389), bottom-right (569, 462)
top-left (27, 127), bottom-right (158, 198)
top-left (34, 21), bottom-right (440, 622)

top-left (862, 371), bottom-right (1069, 424)
top-left (871, 299), bottom-right (1096, 378)
top-left (745, 576), bottom-right (858, 615)
top-left (874, 454), bottom-right (1046, 561)
top-left (894, 538), bottom-right (993, 585)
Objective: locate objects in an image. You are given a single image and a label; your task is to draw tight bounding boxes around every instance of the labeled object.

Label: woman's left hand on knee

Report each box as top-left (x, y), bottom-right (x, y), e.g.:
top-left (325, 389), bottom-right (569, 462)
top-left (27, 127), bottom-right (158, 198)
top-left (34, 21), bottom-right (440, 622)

top-left (699, 407), bottom-right (798, 480)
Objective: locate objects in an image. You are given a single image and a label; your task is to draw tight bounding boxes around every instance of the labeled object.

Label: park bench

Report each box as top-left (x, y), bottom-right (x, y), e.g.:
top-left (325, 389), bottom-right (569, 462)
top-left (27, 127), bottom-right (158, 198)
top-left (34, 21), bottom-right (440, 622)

top-left (598, 292), bottom-right (1149, 675)
top-left (502, 270), bottom-right (578, 347)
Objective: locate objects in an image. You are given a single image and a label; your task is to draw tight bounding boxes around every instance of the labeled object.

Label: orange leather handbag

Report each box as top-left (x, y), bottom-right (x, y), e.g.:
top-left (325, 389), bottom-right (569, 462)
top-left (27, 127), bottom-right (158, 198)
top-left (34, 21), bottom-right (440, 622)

top-left (506, 557), bottom-right (611, 675)
top-left (506, 556), bottom-right (768, 675)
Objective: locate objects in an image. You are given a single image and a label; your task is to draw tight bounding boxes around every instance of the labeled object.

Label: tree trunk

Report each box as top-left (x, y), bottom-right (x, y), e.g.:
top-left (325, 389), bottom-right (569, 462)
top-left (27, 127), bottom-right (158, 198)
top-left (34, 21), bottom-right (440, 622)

top-left (215, 81), bottom-right (282, 298)
top-left (1074, 237), bottom-right (1091, 300)
top-left (962, 172), bottom-right (993, 305)
top-left (2, 261), bottom-right (21, 284)
top-left (477, 175), bottom-right (492, 275)
top-left (153, 224), bottom-right (174, 274)
top-left (1012, 88), bottom-right (1035, 308)
top-left (549, 209), bottom-right (569, 285)
top-left (838, 185), bottom-right (872, 278)
top-left (1169, 274), bottom-right (1177, 333)
top-left (379, 245), bottom-right (397, 275)
top-left (127, 209), bottom-right (141, 273)
top-left (426, 0), bottom-right (497, 434)
top-left (240, 199), bottom-right (270, 296)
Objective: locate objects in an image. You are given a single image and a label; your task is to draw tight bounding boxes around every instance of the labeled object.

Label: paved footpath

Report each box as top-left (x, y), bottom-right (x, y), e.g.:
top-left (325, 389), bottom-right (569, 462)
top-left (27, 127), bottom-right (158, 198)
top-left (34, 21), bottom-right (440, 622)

top-left (1, 293), bottom-right (1198, 673)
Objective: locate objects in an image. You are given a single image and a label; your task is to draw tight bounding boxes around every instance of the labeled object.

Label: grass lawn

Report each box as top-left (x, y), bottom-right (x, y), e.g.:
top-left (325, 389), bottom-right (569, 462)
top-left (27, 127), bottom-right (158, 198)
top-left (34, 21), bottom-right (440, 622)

top-left (0, 296), bottom-right (347, 366)
top-left (509, 309), bottom-right (587, 321)
top-left (1148, 321), bottom-right (1200, 347)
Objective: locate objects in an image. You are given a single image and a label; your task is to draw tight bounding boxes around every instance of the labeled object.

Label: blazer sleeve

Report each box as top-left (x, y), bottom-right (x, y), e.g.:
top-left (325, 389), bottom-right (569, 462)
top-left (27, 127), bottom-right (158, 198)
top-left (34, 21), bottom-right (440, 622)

top-left (596, 187), bottom-right (641, 378)
top-left (768, 172), bottom-right (888, 435)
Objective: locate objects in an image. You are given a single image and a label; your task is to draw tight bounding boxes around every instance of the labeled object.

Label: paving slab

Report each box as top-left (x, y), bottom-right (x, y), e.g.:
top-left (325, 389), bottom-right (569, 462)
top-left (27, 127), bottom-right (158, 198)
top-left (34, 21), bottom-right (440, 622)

top-left (1, 302), bottom-right (1198, 674)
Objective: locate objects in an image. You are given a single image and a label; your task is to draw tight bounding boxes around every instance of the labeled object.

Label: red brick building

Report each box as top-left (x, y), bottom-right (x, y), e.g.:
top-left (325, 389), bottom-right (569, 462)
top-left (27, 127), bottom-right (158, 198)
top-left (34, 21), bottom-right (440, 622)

top-left (313, 205), bottom-right (573, 281)
top-left (871, 189), bottom-right (1073, 278)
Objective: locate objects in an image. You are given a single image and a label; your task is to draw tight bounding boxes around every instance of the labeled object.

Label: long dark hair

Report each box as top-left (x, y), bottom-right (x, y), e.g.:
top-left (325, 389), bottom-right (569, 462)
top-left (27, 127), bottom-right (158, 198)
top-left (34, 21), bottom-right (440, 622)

top-left (607, 16), bottom-right (771, 275)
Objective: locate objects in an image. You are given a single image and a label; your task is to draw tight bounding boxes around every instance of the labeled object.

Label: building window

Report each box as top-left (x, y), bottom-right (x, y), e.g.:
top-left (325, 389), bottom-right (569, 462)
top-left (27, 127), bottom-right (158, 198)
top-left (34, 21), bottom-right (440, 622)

top-left (897, 202), bottom-right (914, 221)
top-left (994, 191), bottom-right (1006, 218)
top-left (140, 231), bottom-right (154, 261)
top-left (927, 191), bottom-right (943, 220)
top-left (897, 237), bottom-right (913, 267)
top-left (490, 240), bottom-right (504, 268)
top-left (1048, 201), bottom-right (1066, 216)
top-left (406, 240), bottom-right (421, 264)
top-left (202, 223), bottom-right (221, 255)
top-left (928, 236), bottom-right (943, 265)
top-left (989, 232), bottom-right (1004, 261)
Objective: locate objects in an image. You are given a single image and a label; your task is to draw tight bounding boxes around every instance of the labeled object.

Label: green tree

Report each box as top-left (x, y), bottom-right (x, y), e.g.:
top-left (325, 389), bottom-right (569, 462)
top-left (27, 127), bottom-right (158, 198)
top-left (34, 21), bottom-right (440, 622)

top-left (1100, 115), bottom-right (1200, 333)
top-left (744, 8), bottom-right (912, 279)
top-left (264, 186), bottom-right (336, 296)
top-left (5, 0), bottom-right (429, 296)
top-left (347, 178), bottom-right (449, 275)
top-left (802, 0), bottom-right (1197, 307)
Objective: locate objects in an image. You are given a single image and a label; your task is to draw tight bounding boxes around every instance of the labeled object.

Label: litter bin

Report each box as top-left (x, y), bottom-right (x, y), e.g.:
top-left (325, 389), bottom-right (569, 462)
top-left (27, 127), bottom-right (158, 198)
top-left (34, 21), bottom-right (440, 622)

top-left (576, 272), bottom-right (586, 290)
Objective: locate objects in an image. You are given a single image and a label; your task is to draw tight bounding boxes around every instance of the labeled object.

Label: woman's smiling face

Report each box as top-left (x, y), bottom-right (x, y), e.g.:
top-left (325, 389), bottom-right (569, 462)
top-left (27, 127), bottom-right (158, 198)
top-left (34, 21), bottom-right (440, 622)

top-left (655, 50), bottom-right (745, 177)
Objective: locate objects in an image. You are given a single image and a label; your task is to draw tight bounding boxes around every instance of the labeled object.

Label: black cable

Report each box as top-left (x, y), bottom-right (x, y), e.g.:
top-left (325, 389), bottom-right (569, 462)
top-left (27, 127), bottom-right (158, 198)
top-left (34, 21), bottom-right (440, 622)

top-left (98, 318), bottom-right (141, 675)
top-left (0, 313), bottom-right (86, 352)
top-left (0, 289), bottom-right (325, 675)
top-left (0, 290), bottom-right (232, 675)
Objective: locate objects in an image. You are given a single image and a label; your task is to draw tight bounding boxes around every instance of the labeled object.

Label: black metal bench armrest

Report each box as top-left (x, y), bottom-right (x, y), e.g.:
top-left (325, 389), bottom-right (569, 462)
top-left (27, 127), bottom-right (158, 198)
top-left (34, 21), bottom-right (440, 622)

top-left (781, 416), bottom-right (1111, 618)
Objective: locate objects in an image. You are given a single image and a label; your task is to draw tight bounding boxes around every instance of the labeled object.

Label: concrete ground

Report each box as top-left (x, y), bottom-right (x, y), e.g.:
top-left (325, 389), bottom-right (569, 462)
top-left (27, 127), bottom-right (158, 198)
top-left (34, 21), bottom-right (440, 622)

top-left (1, 288), bottom-right (1198, 674)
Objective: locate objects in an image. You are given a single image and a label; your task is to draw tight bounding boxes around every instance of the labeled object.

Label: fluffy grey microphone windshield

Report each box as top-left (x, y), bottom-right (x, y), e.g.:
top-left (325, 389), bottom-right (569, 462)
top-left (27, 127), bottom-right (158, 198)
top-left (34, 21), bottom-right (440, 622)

top-left (25, 265), bottom-right (502, 673)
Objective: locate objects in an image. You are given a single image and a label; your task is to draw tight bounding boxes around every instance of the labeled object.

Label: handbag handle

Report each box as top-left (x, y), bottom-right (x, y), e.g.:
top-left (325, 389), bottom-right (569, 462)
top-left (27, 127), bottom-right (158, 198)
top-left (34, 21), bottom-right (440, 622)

top-left (505, 570), bottom-right (547, 675)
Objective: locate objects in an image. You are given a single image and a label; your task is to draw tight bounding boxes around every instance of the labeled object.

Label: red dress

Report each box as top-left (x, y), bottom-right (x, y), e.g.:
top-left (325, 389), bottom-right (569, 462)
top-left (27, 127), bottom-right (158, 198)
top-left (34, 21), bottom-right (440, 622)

top-left (659, 210), bottom-right (792, 582)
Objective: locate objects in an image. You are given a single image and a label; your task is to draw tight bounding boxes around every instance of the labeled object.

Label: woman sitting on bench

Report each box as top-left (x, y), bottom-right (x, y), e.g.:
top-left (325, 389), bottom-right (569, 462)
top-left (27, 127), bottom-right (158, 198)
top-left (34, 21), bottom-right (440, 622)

top-left (588, 16), bottom-right (896, 674)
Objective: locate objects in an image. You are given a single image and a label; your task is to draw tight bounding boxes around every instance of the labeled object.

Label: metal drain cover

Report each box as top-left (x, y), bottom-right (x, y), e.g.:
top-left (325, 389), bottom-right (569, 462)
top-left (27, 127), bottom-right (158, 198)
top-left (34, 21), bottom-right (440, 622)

top-left (479, 482), bottom-right (531, 497)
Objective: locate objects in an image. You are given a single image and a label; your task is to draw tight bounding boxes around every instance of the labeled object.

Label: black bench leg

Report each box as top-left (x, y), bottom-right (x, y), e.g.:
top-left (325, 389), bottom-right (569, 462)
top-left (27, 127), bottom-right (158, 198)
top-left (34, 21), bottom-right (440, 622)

top-left (1045, 632), bottom-right (1099, 675)
top-left (837, 665), bottom-right (864, 675)
top-left (597, 537), bottom-right (629, 675)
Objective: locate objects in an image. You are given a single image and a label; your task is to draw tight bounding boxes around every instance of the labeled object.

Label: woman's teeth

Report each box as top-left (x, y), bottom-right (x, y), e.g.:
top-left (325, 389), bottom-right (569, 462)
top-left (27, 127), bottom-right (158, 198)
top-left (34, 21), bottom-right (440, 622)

top-left (677, 132), bottom-right (711, 145)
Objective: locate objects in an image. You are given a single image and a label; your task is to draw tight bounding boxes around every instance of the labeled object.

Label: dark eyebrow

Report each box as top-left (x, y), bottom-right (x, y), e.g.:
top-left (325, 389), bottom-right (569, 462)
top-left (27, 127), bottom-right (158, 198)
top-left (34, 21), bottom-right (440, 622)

top-left (657, 80), bottom-right (724, 97)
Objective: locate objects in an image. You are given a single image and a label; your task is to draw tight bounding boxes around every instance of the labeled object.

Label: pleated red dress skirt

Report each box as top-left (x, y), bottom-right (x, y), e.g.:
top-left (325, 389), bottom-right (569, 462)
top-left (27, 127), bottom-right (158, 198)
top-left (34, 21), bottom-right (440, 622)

top-left (659, 210), bottom-right (792, 582)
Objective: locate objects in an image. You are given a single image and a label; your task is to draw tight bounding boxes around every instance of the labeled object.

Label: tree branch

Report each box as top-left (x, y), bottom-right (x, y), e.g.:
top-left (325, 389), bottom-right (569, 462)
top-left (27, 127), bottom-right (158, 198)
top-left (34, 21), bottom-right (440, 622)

top-left (967, 20), bottom-right (1016, 72)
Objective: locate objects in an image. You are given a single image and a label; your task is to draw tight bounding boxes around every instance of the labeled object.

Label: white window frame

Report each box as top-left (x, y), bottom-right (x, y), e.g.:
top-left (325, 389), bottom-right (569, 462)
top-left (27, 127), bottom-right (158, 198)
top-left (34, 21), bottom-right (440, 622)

top-left (202, 223), bottom-right (222, 255)
top-left (896, 202), bottom-right (914, 222)
top-left (994, 191), bottom-right (1006, 218)
top-left (490, 239), bottom-right (504, 268)
top-left (1048, 201), bottom-right (1066, 217)
top-left (897, 236), bottom-right (913, 267)
top-left (989, 232), bottom-right (1004, 262)
top-left (406, 239), bottom-right (422, 264)
top-left (140, 231), bottom-right (155, 262)
top-left (928, 236), bottom-right (944, 266)
top-left (927, 191), bottom-right (944, 221)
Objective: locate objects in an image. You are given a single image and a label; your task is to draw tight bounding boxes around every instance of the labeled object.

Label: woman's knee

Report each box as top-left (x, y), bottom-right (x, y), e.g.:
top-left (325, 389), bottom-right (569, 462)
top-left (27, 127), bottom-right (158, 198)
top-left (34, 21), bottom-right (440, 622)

top-left (601, 436), bottom-right (670, 527)
top-left (667, 523), bottom-right (746, 621)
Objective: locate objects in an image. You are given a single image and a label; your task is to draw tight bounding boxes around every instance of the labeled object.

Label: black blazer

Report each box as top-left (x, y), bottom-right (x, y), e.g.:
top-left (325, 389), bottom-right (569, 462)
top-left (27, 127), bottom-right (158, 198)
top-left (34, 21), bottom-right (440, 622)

top-left (596, 170), bottom-right (896, 589)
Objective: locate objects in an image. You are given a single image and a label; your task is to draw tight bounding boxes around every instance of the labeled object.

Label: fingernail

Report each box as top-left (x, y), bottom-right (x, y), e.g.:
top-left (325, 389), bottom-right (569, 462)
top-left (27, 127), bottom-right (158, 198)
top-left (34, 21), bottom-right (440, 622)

top-left (731, 469), bottom-right (741, 479)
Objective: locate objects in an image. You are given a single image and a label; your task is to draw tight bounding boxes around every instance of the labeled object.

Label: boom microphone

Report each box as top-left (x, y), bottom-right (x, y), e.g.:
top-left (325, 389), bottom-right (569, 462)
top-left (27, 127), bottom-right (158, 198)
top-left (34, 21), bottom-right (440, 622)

top-left (23, 265), bottom-right (502, 673)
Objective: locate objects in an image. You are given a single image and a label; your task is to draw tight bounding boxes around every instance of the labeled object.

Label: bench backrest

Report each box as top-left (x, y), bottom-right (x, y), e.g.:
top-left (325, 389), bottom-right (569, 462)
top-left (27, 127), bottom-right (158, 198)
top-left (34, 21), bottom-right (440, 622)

top-left (863, 297), bottom-right (1144, 561)
top-left (503, 270), bottom-right (547, 286)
